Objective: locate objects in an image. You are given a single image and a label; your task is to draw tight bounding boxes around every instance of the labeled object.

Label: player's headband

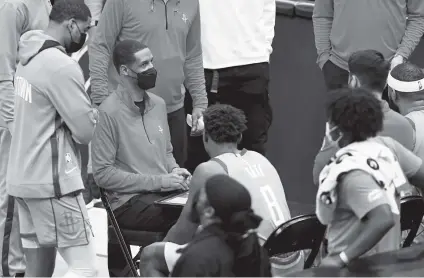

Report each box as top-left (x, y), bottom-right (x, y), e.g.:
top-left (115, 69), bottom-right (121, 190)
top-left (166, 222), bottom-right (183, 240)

top-left (387, 72), bottom-right (424, 93)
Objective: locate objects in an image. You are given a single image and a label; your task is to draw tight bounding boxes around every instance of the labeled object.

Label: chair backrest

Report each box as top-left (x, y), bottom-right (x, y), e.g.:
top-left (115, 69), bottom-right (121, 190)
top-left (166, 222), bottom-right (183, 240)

top-left (400, 195), bottom-right (424, 247)
top-left (263, 214), bottom-right (326, 269)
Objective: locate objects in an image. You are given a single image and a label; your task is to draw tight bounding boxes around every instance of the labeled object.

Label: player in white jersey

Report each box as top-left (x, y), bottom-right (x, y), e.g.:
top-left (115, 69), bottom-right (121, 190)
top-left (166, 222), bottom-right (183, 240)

top-left (139, 104), bottom-right (302, 277)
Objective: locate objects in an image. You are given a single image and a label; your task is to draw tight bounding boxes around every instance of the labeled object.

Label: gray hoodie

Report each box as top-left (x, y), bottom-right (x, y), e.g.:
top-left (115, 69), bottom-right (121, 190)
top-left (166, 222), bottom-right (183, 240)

top-left (7, 30), bottom-right (98, 199)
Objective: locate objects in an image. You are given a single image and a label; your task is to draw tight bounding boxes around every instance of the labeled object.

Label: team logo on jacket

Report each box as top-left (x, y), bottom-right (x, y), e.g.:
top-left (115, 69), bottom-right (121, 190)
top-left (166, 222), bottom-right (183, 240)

top-left (158, 126), bottom-right (163, 133)
top-left (182, 14), bottom-right (188, 23)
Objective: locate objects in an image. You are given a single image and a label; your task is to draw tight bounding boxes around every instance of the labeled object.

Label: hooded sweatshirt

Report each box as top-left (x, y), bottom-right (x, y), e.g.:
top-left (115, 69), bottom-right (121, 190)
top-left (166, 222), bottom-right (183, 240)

top-left (7, 30), bottom-right (98, 199)
top-left (89, 0), bottom-right (208, 112)
top-left (0, 0), bottom-right (52, 128)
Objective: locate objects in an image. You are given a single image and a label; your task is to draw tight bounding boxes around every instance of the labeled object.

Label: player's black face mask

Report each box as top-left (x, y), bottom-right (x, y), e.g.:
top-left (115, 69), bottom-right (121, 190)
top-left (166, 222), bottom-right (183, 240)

top-left (67, 22), bottom-right (86, 54)
top-left (130, 67), bottom-right (157, 90)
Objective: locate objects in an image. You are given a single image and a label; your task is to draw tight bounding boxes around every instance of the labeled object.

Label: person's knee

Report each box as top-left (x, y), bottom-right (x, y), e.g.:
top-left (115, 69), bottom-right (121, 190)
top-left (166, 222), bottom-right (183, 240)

top-left (139, 243), bottom-right (167, 276)
top-left (140, 243), bottom-right (161, 265)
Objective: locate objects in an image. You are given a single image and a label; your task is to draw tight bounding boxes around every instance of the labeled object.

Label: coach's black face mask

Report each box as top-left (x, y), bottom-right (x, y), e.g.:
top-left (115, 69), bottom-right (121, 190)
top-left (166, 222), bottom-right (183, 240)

top-left (132, 67), bottom-right (157, 90)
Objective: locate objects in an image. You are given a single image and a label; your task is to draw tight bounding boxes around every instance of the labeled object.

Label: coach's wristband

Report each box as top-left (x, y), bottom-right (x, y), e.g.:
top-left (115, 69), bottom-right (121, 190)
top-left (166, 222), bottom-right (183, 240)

top-left (339, 252), bottom-right (349, 265)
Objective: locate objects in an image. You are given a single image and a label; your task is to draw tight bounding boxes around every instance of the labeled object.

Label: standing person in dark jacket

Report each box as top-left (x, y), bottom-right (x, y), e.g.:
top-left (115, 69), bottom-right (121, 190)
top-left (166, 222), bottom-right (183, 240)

top-left (89, 0), bottom-right (208, 167)
top-left (171, 175), bottom-right (271, 277)
top-left (313, 0), bottom-right (424, 91)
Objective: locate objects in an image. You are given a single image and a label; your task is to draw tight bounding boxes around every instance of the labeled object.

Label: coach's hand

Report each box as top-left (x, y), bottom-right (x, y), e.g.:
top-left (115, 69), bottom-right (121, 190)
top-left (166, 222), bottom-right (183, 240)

top-left (391, 55), bottom-right (404, 70)
top-left (191, 108), bottom-right (205, 135)
top-left (162, 173), bottom-right (189, 191)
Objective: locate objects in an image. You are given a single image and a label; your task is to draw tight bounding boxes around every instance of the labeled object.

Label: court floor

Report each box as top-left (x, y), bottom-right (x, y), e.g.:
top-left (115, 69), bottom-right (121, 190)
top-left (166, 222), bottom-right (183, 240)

top-left (52, 207), bottom-right (138, 277)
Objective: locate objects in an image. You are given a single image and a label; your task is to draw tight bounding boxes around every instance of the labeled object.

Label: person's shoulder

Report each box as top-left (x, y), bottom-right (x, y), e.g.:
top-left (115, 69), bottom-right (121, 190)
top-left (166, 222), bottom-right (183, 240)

top-left (183, 236), bottom-right (230, 259)
top-left (373, 136), bottom-right (401, 155)
top-left (99, 93), bottom-right (122, 115)
top-left (339, 169), bottom-right (377, 192)
top-left (147, 92), bottom-right (166, 106)
top-left (383, 109), bottom-right (414, 138)
top-left (194, 160), bottom-right (227, 177)
top-left (51, 55), bottom-right (82, 76)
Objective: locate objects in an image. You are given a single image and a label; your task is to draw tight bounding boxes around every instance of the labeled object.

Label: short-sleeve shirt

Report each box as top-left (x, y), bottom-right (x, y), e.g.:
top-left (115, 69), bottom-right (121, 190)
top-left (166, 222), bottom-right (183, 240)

top-left (326, 170), bottom-right (401, 257)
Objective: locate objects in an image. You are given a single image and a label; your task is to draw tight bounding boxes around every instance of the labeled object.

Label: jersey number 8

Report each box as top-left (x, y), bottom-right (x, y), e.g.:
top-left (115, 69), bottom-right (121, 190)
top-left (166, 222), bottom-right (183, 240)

top-left (260, 185), bottom-right (285, 226)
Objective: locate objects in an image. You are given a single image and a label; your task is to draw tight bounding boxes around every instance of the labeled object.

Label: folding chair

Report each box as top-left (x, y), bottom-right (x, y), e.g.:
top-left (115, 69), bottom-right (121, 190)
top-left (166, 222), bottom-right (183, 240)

top-left (400, 195), bottom-right (424, 248)
top-left (264, 214), bottom-right (326, 269)
top-left (99, 188), bottom-right (165, 277)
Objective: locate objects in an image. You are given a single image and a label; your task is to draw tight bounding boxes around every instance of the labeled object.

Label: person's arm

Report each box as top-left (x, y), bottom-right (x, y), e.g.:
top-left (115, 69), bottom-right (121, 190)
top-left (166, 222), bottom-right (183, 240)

top-left (88, 0), bottom-right (123, 105)
top-left (340, 172), bottom-right (395, 262)
top-left (158, 101), bottom-right (179, 172)
top-left (84, 0), bottom-right (104, 24)
top-left (381, 137), bottom-right (424, 190)
top-left (164, 162), bottom-right (226, 243)
top-left (312, 0), bottom-right (334, 69)
top-left (313, 142), bottom-right (339, 186)
top-left (184, 4), bottom-right (208, 111)
top-left (0, 3), bottom-right (25, 128)
top-left (48, 64), bottom-right (97, 144)
top-left (395, 0), bottom-right (424, 60)
top-left (261, 0), bottom-right (276, 57)
top-left (91, 110), bottom-right (164, 193)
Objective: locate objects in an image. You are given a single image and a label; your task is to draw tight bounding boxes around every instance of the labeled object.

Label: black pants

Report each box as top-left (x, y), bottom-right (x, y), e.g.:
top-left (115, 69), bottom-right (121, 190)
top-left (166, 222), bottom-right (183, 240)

top-left (167, 107), bottom-right (187, 167)
top-left (185, 62), bottom-right (273, 172)
top-left (108, 193), bottom-right (180, 275)
top-left (322, 60), bottom-right (349, 91)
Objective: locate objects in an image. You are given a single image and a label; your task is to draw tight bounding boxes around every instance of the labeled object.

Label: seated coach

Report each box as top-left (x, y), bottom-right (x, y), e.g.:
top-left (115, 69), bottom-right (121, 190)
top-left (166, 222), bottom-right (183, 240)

top-left (91, 39), bottom-right (191, 275)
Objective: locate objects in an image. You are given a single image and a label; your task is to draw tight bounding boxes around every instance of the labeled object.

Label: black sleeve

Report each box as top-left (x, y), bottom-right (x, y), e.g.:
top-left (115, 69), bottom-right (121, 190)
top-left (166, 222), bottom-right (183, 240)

top-left (171, 252), bottom-right (217, 277)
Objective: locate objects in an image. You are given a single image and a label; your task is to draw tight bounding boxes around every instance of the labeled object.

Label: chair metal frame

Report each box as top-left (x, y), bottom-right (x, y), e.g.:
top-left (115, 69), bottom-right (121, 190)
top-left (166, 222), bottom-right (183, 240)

top-left (264, 214), bottom-right (326, 269)
top-left (400, 195), bottom-right (424, 248)
top-left (99, 188), bottom-right (139, 277)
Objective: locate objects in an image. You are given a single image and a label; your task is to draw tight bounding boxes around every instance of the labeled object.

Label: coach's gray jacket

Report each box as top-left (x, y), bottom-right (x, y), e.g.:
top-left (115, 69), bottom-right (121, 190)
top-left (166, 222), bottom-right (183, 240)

top-left (7, 30), bottom-right (98, 199)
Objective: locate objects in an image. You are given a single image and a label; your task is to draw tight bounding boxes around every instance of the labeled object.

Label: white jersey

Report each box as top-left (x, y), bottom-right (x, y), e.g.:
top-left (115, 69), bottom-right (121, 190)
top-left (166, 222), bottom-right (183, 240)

top-left (212, 149), bottom-right (291, 242)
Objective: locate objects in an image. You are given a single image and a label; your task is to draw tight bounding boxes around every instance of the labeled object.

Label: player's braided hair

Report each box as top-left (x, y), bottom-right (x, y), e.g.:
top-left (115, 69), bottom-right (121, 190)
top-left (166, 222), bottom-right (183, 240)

top-left (203, 104), bottom-right (247, 144)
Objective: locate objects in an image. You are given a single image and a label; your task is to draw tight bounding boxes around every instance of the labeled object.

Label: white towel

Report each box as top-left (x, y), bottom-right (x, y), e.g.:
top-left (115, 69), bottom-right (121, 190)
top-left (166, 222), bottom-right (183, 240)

top-left (316, 140), bottom-right (406, 225)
